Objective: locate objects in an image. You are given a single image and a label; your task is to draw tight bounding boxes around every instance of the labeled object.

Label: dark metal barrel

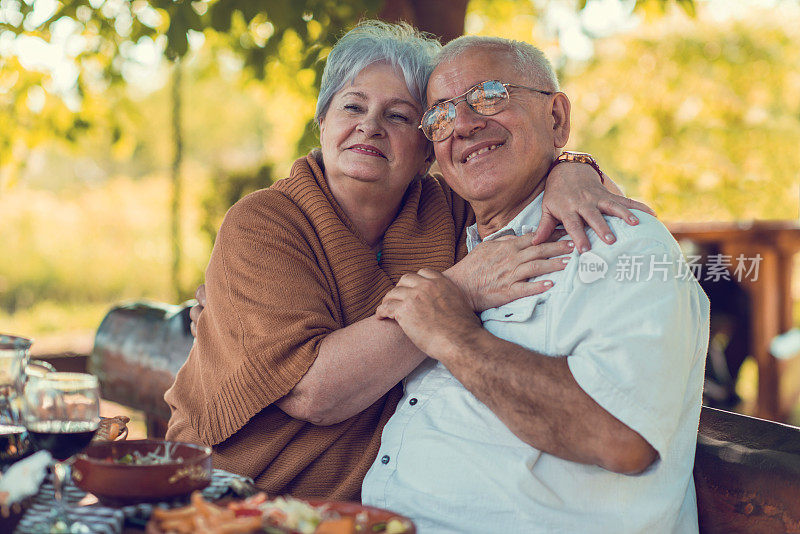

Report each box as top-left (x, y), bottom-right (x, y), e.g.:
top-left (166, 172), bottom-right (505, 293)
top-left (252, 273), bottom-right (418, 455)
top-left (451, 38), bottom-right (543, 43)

top-left (90, 301), bottom-right (194, 437)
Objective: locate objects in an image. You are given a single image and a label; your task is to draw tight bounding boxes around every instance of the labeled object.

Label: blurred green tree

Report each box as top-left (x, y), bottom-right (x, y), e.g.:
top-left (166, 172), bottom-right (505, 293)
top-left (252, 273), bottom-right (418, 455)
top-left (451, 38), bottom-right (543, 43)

top-left (1, 0), bottom-right (697, 300)
top-left (2, 0), bottom-right (697, 159)
top-left (566, 15), bottom-right (800, 221)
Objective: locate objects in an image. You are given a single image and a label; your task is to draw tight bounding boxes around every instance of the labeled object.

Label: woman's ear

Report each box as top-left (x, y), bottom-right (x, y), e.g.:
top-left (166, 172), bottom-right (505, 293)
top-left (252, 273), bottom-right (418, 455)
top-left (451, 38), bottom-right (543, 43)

top-left (551, 92), bottom-right (571, 149)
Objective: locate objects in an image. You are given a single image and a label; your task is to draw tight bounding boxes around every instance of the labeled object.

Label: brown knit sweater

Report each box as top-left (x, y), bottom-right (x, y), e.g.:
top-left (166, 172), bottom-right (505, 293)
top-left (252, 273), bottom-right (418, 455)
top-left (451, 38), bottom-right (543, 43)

top-left (165, 152), bottom-right (472, 501)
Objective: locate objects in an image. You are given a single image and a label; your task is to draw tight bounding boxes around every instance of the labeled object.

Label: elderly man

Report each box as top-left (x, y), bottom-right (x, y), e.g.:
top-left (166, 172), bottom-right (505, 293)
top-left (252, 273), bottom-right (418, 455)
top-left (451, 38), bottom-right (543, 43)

top-left (363, 36), bottom-right (709, 533)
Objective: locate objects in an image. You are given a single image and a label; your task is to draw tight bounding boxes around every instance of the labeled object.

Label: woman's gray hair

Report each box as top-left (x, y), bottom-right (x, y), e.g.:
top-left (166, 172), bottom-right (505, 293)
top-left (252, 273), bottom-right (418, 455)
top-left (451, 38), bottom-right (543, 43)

top-left (315, 20), bottom-right (441, 123)
top-left (433, 35), bottom-right (560, 95)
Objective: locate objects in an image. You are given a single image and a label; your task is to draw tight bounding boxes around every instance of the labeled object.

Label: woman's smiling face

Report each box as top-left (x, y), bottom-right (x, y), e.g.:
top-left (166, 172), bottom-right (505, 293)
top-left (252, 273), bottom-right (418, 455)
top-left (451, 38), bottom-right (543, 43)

top-left (319, 62), bottom-right (432, 197)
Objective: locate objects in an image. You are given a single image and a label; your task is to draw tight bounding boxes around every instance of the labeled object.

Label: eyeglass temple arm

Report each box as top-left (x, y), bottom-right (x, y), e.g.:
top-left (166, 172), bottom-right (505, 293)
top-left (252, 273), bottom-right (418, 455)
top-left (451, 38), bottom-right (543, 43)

top-left (504, 83), bottom-right (554, 96)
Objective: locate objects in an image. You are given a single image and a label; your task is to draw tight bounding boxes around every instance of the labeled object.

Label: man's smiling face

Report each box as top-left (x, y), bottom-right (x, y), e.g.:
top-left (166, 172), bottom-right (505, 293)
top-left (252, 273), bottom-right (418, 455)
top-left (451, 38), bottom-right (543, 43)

top-left (426, 47), bottom-right (565, 225)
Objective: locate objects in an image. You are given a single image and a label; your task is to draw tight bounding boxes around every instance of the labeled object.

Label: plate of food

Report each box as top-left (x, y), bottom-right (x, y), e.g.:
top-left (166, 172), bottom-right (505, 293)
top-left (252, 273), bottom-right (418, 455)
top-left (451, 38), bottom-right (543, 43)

top-left (145, 491), bottom-right (415, 534)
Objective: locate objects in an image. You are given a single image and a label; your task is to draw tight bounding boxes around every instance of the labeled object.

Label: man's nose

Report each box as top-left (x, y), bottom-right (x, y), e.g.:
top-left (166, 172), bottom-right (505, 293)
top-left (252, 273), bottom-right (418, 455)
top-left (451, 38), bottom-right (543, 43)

top-left (452, 101), bottom-right (486, 139)
top-left (357, 114), bottom-right (385, 137)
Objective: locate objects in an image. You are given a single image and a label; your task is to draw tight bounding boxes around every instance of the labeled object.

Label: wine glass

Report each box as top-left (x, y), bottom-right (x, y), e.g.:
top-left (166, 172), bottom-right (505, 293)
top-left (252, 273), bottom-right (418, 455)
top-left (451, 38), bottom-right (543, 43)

top-left (0, 334), bottom-right (32, 468)
top-left (23, 372), bottom-right (100, 534)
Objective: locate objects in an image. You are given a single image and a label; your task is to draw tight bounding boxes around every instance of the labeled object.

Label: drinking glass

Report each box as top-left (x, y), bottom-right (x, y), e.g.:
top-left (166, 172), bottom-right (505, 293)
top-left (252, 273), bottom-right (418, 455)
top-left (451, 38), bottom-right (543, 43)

top-left (0, 334), bottom-right (32, 468)
top-left (23, 372), bottom-right (100, 533)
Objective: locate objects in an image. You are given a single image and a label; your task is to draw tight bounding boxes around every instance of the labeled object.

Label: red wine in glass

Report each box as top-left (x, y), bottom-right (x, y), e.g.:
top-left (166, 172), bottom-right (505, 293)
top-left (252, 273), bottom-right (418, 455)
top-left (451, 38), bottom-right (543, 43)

top-left (22, 372), bottom-right (100, 532)
top-left (27, 421), bottom-right (98, 462)
top-left (1, 334), bottom-right (32, 468)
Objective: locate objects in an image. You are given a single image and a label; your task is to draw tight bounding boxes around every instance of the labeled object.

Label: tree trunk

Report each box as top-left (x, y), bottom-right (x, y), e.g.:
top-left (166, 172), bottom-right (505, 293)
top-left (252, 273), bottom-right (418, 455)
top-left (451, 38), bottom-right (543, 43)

top-left (170, 59), bottom-right (183, 300)
top-left (379, 0), bottom-right (469, 43)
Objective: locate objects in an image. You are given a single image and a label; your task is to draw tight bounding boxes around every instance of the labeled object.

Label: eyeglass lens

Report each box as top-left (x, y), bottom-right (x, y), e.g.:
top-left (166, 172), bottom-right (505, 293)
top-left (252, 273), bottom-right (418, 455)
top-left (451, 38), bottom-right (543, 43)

top-left (422, 81), bottom-right (509, 141)
top-left (468, 81), bottom-right (508, 114)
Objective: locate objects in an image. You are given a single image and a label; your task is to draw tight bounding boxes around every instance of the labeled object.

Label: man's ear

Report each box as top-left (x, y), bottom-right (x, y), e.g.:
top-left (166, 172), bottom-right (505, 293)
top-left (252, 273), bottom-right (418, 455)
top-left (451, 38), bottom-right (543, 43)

top-left (551, 92), bottom-right (571, 149)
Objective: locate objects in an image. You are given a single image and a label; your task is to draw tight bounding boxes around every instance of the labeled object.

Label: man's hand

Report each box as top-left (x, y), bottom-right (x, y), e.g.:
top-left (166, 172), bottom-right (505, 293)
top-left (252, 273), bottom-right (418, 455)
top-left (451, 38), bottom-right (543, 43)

top-left (444, 234), bottom-right (570, 312)
top-left (533, 162), bottom-right (655, 253)
top-left (189, 284), bottom-right (206, 338)
top-left (376, 269), bottom-right (482, 358)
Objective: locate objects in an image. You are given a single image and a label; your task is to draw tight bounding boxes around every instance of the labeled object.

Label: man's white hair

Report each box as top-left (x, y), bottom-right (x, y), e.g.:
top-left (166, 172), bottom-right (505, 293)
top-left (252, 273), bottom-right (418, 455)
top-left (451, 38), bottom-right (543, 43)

top-left (431, 36), bottom-right (559, 105)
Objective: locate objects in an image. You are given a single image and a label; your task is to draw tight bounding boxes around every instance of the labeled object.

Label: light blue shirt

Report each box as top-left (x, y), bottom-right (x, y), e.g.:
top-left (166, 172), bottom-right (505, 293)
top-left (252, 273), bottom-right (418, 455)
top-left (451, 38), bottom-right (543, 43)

top-left (362, 193), bottom-right (710, 533)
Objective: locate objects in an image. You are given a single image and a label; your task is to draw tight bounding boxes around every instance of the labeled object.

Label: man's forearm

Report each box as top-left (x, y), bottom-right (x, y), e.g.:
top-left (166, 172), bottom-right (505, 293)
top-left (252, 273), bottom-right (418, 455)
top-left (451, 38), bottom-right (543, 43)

top-left (277, 316), bottom-right (427, 425)
top-left (437, 327), bottom-right (657, 473)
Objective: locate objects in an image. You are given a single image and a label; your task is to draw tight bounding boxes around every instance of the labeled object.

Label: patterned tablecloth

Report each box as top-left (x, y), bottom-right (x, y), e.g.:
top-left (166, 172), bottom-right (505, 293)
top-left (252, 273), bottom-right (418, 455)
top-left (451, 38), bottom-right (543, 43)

top-left (16, 469), bottom-right (255, 533)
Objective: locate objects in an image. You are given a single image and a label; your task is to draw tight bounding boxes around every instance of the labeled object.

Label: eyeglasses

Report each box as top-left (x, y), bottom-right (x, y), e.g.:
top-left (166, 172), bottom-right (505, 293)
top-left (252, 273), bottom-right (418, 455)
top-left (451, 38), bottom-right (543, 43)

top-left (419, 80), bottom-right (554, 142)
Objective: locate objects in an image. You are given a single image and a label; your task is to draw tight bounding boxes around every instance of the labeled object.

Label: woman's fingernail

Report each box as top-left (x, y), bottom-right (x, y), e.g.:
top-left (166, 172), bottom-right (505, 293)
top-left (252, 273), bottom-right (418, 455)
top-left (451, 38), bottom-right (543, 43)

top-left (580, 245), bottom-right (589, 254)
top-left (566, 241), bottom-right (575, 248)
top-left (543, 281), bottom-right (553, 287)
top-left (629, 215), bottom-right (639, 224)
top-left (605, 234), bottom-right (615, 243)
top-left (561, 257), bottom-right (570, 264)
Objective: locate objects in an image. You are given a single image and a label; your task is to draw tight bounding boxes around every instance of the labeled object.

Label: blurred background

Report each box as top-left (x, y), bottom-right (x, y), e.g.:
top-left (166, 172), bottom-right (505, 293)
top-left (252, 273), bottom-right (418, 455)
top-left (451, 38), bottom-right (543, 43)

top-left (2, 0), bottom-right (800, 428)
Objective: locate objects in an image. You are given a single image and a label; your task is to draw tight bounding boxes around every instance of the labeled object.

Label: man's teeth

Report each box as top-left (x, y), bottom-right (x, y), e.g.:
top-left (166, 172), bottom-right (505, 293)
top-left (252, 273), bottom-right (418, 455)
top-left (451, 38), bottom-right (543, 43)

top-left (465, 144), bottom-right (502, 162)
top-left (357, 147), bottom-right (382, 156)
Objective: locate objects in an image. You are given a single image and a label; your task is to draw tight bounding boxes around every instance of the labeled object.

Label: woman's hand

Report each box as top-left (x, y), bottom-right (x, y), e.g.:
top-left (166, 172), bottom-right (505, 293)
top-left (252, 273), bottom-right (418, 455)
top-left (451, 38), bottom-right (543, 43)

top-left (189, 284), bottom-right (206, 337)
top-left (532, 162), bottom-right (655, 253)
top-left (444, 233), bottom-right (574, 312)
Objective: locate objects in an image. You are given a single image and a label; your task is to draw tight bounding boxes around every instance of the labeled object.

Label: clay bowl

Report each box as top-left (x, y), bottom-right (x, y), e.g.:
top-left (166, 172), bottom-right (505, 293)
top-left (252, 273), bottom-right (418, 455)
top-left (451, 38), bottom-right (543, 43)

top-left (72, 439), bottom-right (212, 505)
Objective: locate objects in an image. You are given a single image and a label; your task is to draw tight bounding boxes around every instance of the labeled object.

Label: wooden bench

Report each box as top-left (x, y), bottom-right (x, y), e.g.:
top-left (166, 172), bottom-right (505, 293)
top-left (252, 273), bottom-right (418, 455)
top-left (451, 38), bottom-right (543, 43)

top-left (91, 301), bottom-right (800, 532)
top-left (695, 406), bottom-right (800, 532)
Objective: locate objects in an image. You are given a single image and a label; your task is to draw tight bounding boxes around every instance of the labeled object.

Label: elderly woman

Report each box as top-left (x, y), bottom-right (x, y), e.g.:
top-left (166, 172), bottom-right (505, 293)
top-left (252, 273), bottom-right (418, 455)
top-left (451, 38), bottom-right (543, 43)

top-left (165, 21), bottom-right (650, 501)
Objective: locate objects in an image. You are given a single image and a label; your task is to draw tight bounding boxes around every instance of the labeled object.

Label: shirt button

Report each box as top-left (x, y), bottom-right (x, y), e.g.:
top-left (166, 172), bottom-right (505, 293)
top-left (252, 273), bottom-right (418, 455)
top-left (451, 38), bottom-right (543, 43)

top-left (409, 398), bottom-right (418, 406)
top-left (381, 455), bottom-right (390, 464)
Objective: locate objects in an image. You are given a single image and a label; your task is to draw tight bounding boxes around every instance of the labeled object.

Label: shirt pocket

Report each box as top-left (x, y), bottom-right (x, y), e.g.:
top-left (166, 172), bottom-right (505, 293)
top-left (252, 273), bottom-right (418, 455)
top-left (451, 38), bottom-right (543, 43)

top-left (481, 295), bottom-right (545, 323)
top-left (480, 294), bottom-right (546, 324)
top-left (479, 291), bottom-right (553, 357)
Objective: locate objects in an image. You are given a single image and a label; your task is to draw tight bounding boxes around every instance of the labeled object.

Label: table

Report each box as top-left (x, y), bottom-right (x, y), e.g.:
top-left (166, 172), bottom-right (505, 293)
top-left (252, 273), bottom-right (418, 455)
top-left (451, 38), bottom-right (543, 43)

top-left (16, 468), bottom-right (252, 533)
top-left (667, 220), bottom-right (800, 421)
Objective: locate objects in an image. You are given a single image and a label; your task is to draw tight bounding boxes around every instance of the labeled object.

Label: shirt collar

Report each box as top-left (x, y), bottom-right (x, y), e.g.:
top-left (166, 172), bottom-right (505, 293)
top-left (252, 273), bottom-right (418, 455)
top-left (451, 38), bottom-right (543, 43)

top-left (466, 192), bottom-right (545, 251)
